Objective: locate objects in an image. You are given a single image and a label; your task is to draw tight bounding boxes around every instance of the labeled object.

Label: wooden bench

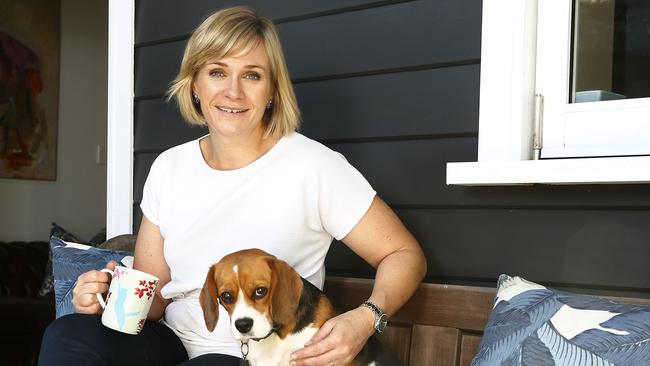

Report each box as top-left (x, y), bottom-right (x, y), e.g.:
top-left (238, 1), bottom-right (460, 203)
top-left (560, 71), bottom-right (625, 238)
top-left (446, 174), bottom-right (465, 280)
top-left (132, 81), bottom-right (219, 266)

top-left (324, 276), bottom-right (496, 366)
top-left (325, 276), bottom-right (650, 366)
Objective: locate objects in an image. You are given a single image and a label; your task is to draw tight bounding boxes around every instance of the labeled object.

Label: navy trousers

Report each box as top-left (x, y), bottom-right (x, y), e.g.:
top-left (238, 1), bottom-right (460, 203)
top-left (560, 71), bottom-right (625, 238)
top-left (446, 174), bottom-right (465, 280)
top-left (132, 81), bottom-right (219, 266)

top-left (38, 313), bottom-right (240, 366)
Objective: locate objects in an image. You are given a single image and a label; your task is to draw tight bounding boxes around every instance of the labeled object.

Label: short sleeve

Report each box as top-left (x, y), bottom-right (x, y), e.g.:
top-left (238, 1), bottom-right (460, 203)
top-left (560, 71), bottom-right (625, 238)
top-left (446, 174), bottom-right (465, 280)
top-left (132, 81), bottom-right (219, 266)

top-left (139, 157), bottom-right (164, 226)
top-left (317, 151), bottom-right (376, 240)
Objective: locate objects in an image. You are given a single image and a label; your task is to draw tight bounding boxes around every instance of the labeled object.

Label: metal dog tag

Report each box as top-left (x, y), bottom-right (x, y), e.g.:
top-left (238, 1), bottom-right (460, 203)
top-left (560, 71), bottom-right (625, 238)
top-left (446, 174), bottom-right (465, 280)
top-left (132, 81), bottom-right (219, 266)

top-left (240, 341), bottom-right (250, 366)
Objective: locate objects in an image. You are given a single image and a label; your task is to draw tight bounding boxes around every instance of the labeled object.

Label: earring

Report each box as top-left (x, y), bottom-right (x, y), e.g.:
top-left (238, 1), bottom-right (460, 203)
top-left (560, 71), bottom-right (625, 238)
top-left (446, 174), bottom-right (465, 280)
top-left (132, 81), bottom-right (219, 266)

top-left (266, 100), bottom-right (272, 109)
top-left (192, 94), bottom-right (200, 104)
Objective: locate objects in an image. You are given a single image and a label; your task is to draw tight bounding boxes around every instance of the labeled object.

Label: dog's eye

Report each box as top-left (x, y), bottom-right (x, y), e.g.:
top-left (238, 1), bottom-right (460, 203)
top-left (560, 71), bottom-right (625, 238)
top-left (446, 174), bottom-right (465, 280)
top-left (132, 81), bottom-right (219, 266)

top-left (253, 287), bottom-right (268, 299)
top-left (220, 292), bottom-right (234, 304)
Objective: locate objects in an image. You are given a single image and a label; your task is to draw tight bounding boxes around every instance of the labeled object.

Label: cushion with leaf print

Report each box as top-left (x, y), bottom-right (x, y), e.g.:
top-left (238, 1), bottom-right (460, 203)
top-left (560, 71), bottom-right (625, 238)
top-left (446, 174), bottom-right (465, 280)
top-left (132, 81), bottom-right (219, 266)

top-left (50, 236), bottom-right (133, 318)
top-left (471, 274), bottom-right (650, 366)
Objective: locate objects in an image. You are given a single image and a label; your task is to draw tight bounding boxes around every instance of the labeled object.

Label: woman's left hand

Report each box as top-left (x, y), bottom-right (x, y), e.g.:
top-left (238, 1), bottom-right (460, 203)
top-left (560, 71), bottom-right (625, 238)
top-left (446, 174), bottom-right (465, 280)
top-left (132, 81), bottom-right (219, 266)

top-left (290, 307), bottom-right (375, 366)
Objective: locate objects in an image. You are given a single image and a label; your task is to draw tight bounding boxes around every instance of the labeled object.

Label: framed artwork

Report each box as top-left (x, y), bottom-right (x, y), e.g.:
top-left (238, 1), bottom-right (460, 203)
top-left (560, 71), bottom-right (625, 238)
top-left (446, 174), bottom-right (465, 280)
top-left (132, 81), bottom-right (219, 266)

top-left (0, 0), bottom-right (60, 180)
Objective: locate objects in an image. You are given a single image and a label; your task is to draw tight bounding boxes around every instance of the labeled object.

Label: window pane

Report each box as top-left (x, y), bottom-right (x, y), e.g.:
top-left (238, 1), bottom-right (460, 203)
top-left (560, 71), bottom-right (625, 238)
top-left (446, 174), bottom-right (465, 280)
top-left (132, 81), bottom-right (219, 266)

top-left (572, 0), bottom-right (650, 103)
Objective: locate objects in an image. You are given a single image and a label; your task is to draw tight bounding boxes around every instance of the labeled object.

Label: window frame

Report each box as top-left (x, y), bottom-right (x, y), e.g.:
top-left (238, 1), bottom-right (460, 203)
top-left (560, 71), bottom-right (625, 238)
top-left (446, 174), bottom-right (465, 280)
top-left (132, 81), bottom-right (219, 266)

top-left (537, 0), bottom-right (650, 159)
top-left (446, 0), bottom-right (650, 185)
top-left (107, 0), bottom-right (135, 237)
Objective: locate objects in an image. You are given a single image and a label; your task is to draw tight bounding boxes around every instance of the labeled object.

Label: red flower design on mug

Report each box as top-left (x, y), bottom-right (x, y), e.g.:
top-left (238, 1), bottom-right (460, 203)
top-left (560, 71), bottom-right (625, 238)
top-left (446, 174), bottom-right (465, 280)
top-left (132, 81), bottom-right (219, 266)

top-left (137, 318), bottom-right (146, 332)
top-left (133, 278), bottom-right (158, 300)
top-left (134, 288), bottom-right (147, 298)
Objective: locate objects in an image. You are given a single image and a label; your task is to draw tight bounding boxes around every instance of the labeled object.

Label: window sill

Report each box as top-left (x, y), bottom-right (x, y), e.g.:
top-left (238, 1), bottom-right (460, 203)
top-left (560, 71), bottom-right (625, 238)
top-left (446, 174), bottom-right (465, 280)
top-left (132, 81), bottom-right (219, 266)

top-left (446, 156), bottom-right (650, 185)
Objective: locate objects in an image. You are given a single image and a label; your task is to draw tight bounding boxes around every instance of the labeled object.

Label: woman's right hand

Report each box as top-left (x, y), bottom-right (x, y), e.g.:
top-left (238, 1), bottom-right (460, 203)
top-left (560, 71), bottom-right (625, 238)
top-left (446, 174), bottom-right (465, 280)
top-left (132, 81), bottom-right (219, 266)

top-left (72, 261), bottom-right (117, 314)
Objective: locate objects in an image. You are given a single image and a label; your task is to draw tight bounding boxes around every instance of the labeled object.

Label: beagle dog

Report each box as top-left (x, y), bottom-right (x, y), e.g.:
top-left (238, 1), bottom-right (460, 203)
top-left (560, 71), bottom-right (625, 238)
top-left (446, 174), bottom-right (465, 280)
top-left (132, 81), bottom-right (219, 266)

top-left (199, 248), bottom-right (401, 366)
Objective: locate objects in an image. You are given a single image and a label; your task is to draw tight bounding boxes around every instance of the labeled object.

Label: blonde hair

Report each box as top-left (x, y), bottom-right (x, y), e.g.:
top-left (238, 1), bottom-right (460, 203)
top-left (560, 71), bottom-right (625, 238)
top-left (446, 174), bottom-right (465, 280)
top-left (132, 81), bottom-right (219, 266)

top-left (167, 6), bottom-right (300, 137)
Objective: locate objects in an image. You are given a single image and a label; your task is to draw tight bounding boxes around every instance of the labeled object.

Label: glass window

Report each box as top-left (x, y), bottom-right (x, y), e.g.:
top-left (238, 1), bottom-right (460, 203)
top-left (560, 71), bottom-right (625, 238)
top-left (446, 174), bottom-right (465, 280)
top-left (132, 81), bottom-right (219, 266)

top-left (572, 0), bottom-right (650, 103)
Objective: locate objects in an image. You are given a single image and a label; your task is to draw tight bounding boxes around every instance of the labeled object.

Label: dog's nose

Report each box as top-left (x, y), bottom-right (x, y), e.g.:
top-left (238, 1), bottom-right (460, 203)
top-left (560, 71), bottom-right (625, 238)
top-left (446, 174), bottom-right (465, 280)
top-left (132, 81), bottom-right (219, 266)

top-left (235, 317), bottom-right (253, 333)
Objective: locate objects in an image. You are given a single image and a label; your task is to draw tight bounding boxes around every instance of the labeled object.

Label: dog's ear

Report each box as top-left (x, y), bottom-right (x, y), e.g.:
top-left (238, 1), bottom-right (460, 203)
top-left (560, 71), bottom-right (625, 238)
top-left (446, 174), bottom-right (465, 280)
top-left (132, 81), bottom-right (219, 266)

top-left (268, 257), bottom-right (303, 326)
top-left (199, 264), bottom-right (219, 332)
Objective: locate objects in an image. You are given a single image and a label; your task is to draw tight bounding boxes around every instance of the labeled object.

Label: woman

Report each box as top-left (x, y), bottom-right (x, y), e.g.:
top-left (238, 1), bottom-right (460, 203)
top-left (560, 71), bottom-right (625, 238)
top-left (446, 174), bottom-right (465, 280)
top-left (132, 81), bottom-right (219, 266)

top-left (39, 6), bottom-right (426, 366)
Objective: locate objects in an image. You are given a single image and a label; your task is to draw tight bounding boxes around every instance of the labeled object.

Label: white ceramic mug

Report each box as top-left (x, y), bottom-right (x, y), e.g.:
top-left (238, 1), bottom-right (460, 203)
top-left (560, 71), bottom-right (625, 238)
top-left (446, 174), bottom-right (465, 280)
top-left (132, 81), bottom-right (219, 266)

top-left (96, 266), bottom-right (160, 335)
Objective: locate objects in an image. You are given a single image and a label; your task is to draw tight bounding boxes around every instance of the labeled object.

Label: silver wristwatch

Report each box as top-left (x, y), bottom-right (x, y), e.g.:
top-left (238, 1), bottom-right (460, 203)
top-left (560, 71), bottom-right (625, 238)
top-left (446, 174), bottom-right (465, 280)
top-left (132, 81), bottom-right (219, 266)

top-left (360, 300), bottom-right (388, 334)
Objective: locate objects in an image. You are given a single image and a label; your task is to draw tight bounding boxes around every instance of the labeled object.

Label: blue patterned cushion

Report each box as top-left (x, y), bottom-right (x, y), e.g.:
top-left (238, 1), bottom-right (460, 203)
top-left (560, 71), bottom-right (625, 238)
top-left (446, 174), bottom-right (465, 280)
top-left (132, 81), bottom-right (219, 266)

top-left (471, 274), bottom-right (650, 366)
top-left (39, 224), bottom-right (107, 297)
top-left (50, 237), bottom-right (133, 318)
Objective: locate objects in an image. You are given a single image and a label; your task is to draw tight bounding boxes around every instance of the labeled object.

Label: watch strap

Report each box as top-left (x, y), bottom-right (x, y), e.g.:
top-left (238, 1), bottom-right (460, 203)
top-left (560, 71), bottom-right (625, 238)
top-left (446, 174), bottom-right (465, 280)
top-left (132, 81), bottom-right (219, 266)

top-left (360, 300), bottom-right (387, 334)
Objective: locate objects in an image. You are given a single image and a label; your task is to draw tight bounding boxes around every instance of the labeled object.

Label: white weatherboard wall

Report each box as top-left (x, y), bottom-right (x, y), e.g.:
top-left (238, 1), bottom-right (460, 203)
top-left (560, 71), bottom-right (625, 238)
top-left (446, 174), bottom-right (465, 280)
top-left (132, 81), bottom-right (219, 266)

top-left (0, 0), bottom-right (108, 241)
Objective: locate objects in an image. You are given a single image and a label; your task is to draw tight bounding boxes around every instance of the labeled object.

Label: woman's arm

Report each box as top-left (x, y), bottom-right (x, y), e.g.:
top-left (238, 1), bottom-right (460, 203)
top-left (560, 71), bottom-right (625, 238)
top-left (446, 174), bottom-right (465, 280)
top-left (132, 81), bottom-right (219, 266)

top-left (342, 196), bottom-right (427, 316)
top-left (291, 196), bottom-right (427, 366)
top-left (133, 215), bottom-right (173, 321)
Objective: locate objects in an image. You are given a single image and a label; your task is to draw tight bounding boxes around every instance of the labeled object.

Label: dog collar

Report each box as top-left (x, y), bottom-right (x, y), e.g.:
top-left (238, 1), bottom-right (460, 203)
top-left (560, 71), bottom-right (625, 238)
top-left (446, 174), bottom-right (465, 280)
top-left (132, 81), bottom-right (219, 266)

top-left (240, 323), bottom-right (279, 364)
top-left (249, 323), bottom-right (278, 342)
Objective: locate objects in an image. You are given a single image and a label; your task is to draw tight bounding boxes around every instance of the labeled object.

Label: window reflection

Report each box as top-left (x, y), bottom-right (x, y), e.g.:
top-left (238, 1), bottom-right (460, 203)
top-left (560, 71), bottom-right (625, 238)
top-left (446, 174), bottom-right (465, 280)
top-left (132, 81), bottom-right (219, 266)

top-left (572, 0), bottom-right (650, 103)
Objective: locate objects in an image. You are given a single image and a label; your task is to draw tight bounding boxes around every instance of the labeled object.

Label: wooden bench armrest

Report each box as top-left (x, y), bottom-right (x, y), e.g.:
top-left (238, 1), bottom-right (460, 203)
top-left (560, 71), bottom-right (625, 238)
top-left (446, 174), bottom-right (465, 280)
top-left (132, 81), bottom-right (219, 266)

top-left (324, 276), bottom-right (496, 365)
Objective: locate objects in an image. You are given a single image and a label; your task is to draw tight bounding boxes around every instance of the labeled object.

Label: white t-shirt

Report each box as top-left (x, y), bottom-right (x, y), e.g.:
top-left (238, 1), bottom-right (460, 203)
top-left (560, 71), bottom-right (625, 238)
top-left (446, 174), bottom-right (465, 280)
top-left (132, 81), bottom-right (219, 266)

top-left (140, 132), bottom-right (376, 358)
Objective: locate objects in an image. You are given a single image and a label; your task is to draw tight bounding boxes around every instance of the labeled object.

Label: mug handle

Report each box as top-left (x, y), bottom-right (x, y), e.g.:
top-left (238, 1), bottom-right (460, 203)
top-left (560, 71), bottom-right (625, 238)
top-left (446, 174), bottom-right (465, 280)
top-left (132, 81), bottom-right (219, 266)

top-left (96, 268), bottom-right (114, 309)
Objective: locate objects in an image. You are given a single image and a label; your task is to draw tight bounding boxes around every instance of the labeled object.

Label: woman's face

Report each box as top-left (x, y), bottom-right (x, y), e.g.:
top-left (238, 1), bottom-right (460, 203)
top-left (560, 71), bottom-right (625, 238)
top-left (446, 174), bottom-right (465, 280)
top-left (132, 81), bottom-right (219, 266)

top-left (193, 42), bottom-right (273, 139)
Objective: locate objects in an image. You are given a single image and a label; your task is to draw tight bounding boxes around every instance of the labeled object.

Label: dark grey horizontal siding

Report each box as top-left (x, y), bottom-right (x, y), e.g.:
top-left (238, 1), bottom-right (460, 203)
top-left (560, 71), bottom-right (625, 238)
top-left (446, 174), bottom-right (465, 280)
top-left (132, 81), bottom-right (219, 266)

top-left (328, 207), bottom-right (650, 290)
top-left (133, 153), bottom-right (158, 204)
top-left (296, 65), bottom-right (480, 140)
top-left (134, 0), bottom-right (481, 97)
top-left (134, 204), bottom-right (143, 235)
top-left (136, 0), bottom-right (398, 45)
top-left (135, 42), bottom-right (184, 97)
top-left (397, 208), bottom-right (650, 289)
top-left (134, 99), bottom-right (207, 152)
top-left (278, 0), bottom-right (481, 80)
